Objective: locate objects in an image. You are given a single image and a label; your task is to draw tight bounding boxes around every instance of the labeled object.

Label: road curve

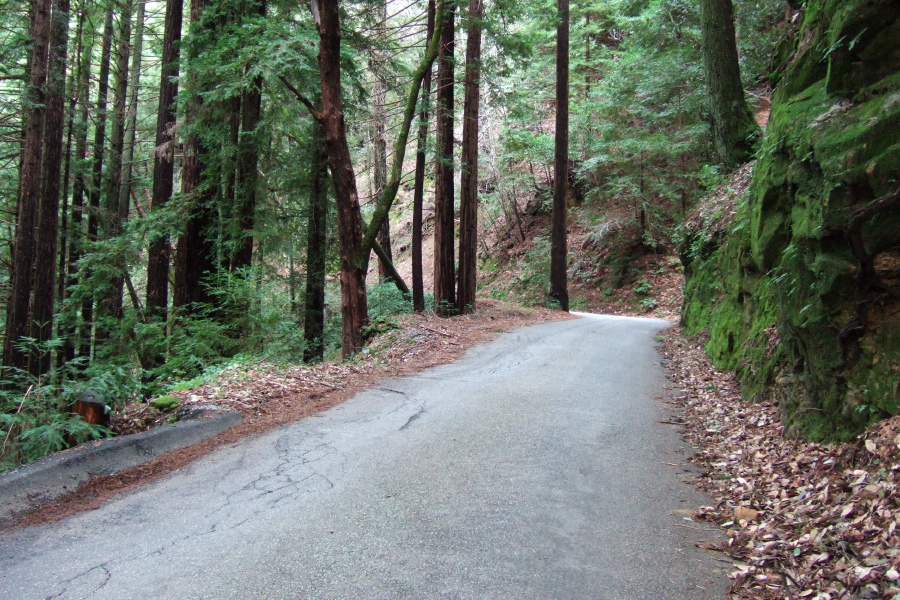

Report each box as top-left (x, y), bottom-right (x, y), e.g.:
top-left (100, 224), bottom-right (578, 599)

top-left (0, 314), bottom-right (728, 599)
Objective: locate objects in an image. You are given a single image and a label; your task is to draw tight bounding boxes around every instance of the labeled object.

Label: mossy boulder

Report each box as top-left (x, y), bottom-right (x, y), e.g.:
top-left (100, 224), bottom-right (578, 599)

top-left (683, 0), bottom-right (900, 441)
top-left (150, 395), bottom-right (181, 412)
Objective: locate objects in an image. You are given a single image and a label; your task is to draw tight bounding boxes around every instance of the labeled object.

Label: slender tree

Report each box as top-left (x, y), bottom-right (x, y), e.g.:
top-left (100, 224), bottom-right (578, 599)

top-left (303, 127), bottom-right (328, 363)
top-left (371, 0), bottom-right (392, 280)
top-left (411, 0), bottom-right (435, 313)
top-left (456, 0), bottom-right (482, 314)
top-left (698, 0), bottom-right (758, 167)
top-left (549, 0), bottom-right (569, 311)
top-left (61, 4), bottom-right (95, 364)
top-left (97, 0), bottom-right (134, 332)
top-left (146, 0), bottom-right (184, 318)
top-left (433, 0), bottom-right (455, 316)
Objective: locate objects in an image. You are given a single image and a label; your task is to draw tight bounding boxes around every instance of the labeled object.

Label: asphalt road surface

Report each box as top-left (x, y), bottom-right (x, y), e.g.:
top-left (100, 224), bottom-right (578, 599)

top-left (0, 314), bottom-right (729, 599)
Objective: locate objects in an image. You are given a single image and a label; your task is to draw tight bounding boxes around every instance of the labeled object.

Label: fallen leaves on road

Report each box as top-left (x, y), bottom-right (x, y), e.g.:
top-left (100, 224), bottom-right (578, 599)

top-left (659, 328), bottom-right (900, 600)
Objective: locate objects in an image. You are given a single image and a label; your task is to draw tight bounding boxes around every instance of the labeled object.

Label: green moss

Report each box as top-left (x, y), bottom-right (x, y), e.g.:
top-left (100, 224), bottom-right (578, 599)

top-left (150, 396), bottom-right (181, 412)
top-left (682, 0), bottom-right (900, 441)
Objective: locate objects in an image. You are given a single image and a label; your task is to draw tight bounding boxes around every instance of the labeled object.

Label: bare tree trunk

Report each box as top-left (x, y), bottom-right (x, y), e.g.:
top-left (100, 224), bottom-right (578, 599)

top-left (118, 0), bottom-right (145, 239)
top-left (371, 0), bottom-right (391, 280)
top-left (698, 0), bottom-right (758, 167)
top-left (549, 0), bottom-right (569, 311)
top-left (432, 1), bottom-right (455, 316)
top-left (456, 0), bottom-right (482, 314)
top-left (61, 6), bottom-right (95, 365)
top-left (411, 0), bottom-right (435, 313)
top-left (3, 0), bottom-right (52, 376)
top-left (28, 0), bottom-right (70, 377)
top-left (97, 0), bottom-right (133, 335)
top-left (82, 8), bottom-right (115, 357)
top-left (315, 0), bottom-right (368, 356)
top-left (146, 0), bottom-right (183, 319)
top-left (303, 128), bottom-right (327, 364)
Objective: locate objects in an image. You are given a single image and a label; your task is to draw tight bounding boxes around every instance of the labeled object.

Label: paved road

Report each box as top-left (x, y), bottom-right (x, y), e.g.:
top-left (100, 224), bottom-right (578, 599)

top-left (0, 314), bottom-right (728, 599)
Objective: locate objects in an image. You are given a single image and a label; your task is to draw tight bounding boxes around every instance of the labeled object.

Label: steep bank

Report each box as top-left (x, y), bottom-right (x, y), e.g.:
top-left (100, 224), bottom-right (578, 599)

top-left (682, 0), bottom-right (900, 440)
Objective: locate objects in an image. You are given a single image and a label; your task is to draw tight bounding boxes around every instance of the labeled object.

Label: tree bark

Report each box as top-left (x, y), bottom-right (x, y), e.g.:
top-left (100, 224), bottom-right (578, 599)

top-left (316, 0), bottom-right (368, 356)
top-left (456, 0), bottom-right (482, 314)
top-left (371, 0), bottom-right (391, 280)
top-left (233, 0), bottom-right (266, 272)
top-left (303, 129), bottom-right (327, 364)
top-left (411, 0), bottom-right (435, 313)
top-left (29, 0), bottom-right (71, 377)
top-left (3, 0), bottom-right (52, 376)
top-left (432, 1), bottom-right (455, 316)
top-left (118, 0), bottom-right (145, 239)
top-left (82, 8), bottom-right (115, 356)
top-left (549, 0), bottom-right (569, 311)
top-left (146, 0), bottom-right (183, 319)
top-left (698, 0), bottom-right (758, 167)
top-left (174, 0), bottom-right (216, 310)
top-left (61, 5), bottom-right (94, 365)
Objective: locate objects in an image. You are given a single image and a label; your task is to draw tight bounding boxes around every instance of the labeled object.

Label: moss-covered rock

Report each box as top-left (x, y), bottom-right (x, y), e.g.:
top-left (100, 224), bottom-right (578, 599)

top-left (150, 395), bottom-right (181, 412)
top-left (682, 0), bottom-right (900, 441)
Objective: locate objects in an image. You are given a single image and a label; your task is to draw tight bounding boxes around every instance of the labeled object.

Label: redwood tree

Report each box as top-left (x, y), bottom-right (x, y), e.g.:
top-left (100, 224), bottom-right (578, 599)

top-left (549, 0), bottom-right (569, 311)
top-left (3, 0), bottom-right (52, 375)
top-left (411, 0), bottom-right (436, 313)
top-left (698, 0), bottom-right (758, 167)
top-left (456, 0), bottom-right (482, 314)
top-left (433, 0), bottom-right (455, 316)
top-left (146, 0), bottom-right (184, 318)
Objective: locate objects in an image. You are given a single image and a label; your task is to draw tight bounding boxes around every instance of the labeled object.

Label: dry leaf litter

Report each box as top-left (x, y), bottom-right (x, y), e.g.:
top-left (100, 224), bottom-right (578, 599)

top-left (660, 328), bottom-right (900, 600)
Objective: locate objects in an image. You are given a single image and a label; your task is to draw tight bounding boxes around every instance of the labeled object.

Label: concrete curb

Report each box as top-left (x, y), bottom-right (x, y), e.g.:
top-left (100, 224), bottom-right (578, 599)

top-left (0, 411), bottom-right (243, 522)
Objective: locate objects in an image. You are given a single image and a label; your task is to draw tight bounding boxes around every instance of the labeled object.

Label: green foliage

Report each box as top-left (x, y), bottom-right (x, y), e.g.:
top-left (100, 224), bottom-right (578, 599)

top-left (367, 281), bottom-right (413, 320)
top-left (0, 363), bottom-right (112, 472)
top-left (149, 396), bottom-right (180, 411)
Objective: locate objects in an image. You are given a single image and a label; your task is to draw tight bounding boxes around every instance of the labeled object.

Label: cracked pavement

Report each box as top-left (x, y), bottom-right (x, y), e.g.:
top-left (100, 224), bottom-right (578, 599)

top-left (0, 314), bottom-right (729, 599)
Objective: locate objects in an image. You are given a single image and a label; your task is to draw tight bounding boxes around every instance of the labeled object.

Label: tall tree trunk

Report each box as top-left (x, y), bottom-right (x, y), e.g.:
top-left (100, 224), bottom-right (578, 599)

top-left (61, 5), bottom-right (95, 365)
top-left (456, 0), bottom-right (482, 314)
top-left (371, 0), bottom-right (390, 281)
top-left (698, 0), bottom-right (758, 167)
top-left (316, 0), bottom-right (368, 357)
top-left (3, 0), bottom-right (52, 376)
top-left (146, 0), bottom-right (183, 318)
top-left (412, 0), bottom-right (435, 313)
top-left (432, 1), bottom-right (455, 316)
top-left (57, 7), bottom-right (84, 309)
top-left (29, 0), bottom-right (71, 377)
top-left (83, 8), bottom-right (115, 357)
top-left (233, 0), bottom-right (266, 272)
top-left (549, 0), bottom-right (569, 311)
top-left (118, 0), bottom-right (145, 241)
top-left (97, 0), bottom-right (133, 335)
top-left (174, 0), bottom-right (216, 310)
top-left (303, 129), bottom-right (327, 364)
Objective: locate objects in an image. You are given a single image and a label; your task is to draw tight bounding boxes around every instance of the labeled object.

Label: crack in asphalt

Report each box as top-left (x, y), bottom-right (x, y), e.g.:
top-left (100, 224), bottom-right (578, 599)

top-left (399, 406), bottom-right (427, 431)
top-left (46, 562), bottom-right (110, 600)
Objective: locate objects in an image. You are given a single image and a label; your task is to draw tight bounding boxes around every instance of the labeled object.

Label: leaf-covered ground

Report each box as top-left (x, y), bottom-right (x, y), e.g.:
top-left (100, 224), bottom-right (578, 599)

top-left (660, 330), bottom-right (900, 600)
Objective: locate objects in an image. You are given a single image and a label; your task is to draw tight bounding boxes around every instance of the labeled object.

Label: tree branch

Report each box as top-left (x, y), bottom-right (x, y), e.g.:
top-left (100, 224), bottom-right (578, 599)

top-left (372, 239), bottom-right (410, 295)
top-left (360, 0), bottom-right (445, 270)
top-left (278, 75), bottom-right (323, 121)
